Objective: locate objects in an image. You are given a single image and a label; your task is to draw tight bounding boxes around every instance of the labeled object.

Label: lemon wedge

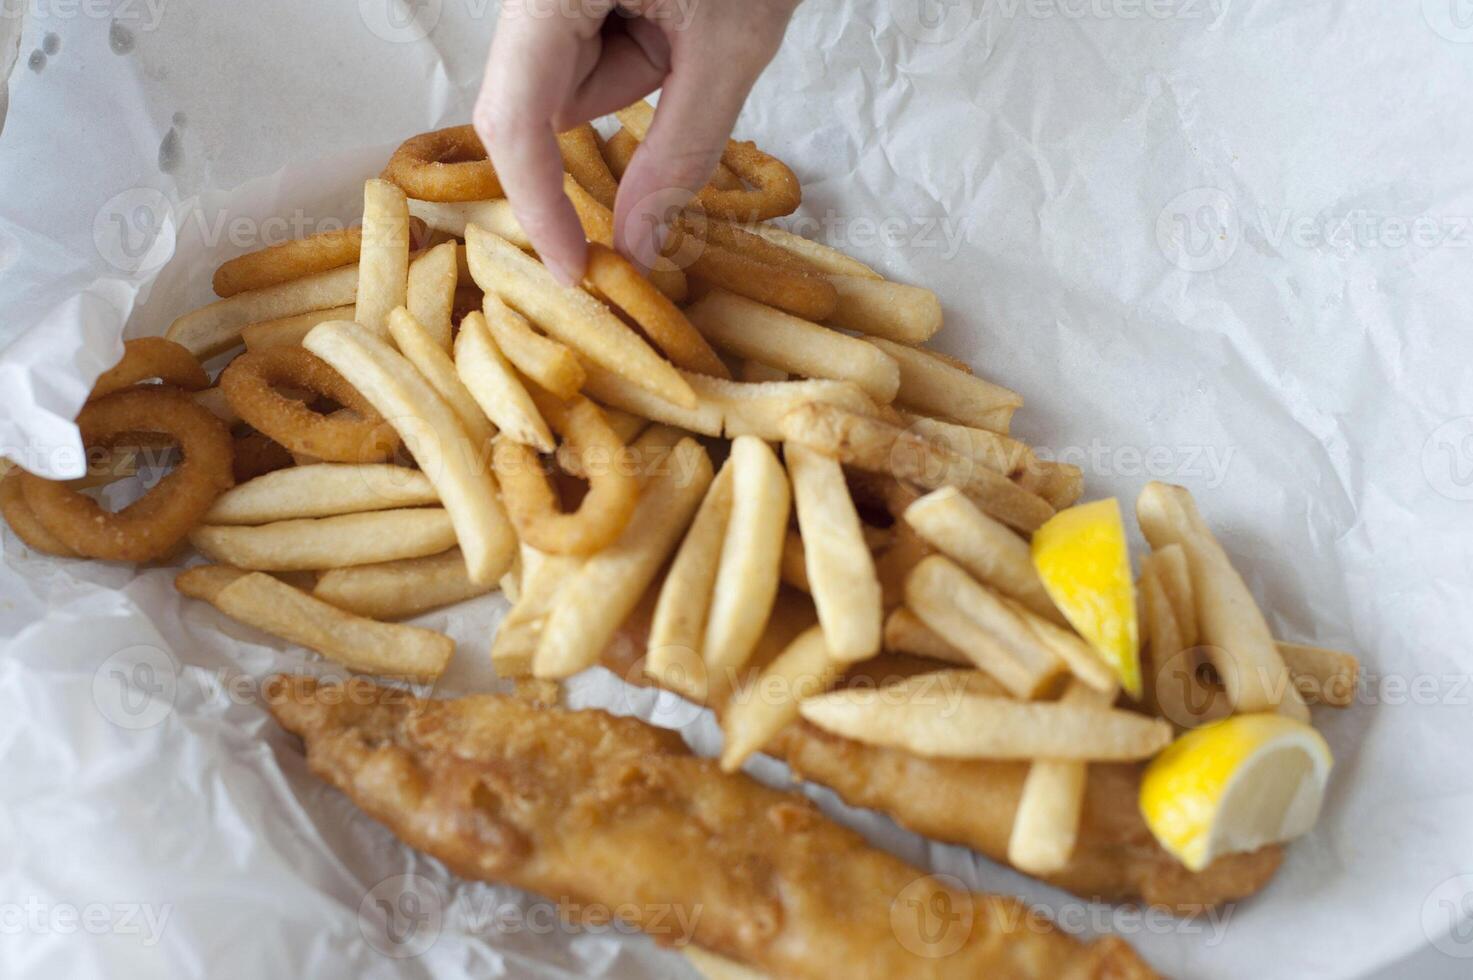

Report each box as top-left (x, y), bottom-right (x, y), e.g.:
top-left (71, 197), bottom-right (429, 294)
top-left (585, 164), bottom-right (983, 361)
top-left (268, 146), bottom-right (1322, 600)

top-left (1031, 498), bottom-right (1140, 698)
top-left (1140, 713), bottom-right (1333, 871)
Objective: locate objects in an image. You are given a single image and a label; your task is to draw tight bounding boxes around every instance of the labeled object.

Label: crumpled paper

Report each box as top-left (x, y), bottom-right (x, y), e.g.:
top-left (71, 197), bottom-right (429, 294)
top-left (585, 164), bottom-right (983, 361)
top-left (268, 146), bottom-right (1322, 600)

top-left (3, 3), bottom-right (1472, 978)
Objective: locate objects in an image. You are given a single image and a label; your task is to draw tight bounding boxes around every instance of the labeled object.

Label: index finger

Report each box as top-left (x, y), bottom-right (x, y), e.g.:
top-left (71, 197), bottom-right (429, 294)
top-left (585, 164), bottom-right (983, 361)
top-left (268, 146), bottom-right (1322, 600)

top-left (475, 9), bottom-right (592, 284)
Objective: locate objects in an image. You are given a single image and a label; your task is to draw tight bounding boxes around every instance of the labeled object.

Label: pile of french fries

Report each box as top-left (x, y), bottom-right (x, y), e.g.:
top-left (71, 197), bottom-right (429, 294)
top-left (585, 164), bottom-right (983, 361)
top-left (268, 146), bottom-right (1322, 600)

top-left (141, 108), bottom-right (1360, 884)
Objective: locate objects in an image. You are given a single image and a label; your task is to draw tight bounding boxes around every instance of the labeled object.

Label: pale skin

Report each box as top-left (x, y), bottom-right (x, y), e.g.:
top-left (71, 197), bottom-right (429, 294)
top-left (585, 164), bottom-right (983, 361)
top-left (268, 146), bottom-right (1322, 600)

top-left (474, 0), bottom-right (802, 284)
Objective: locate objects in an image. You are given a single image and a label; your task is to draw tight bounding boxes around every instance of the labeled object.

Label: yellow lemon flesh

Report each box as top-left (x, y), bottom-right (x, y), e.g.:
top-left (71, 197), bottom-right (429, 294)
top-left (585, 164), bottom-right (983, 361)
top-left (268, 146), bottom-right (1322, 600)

top-left (1031, 498), bottom-right (1140, 698)
top-left (1140, 713), bottom-right (1333, 872)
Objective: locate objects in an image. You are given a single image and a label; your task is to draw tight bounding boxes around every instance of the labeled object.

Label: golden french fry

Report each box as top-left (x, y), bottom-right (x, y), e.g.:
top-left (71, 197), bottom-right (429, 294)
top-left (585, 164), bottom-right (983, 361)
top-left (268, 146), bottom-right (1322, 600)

top-left (355, 179), bottom-right (410, 339)
top-left (1149, 542), bottom-right (1198, 647)
top-left (735, 222), bottom-right (881, 279)
top-left (492, 546), bottom-right (585, 679)
top-left (406, 241), bottom-right (459, 351)
top-left (785, 442), bottom-right (882, 663)
top-left (779, 402), bottom-right (1054, 532)
top-left (720, 624), bottom-right (844, 772)
top-left (904, 555), bottom-right (1065, 698)
top-left (408, 198), bottom-right (524, 242)
top-left (1278, 641), bottom-right (1359, 708)
top-left (703, 437), bottom-right (791, 687)
top-left (779, 529), bottom-right (811, 593)
top-left (798, 686), bottom-right (1171, 761)
top-left (454, 311), bottom-right (555, 452)
top-left (824, 276), bottom-right (942, 344)
top-left (1136, 481), bottom-right (1301, 717)
top-left (882, 607), bottom-right (971, 666)
top-left (241, 304), bottom-right (358, 351)
top-left (534, 437), bottom-right (713, 679)
top-left (167, 264), bottom-right (360, 359)
top-left (482, 294), bottom-right (586, 400)
top-left (648, 460), bottom-right (735, 702)
top-left (303, 320), bottom-right (517, 586)
top-left (1031, 460), bottom-right (1085, 510)
top-left (176, 566), bottom-right (452, 681)
top-left (388, 306), bottom-right (498, 452)
top-left (901, 414), bottom-right (1035, 478)
top-left (869, 338), bottom-right (1021, 430)
top-left (1008, 595), bottom-right (1118, 693)
top-left (1139, 556), bottom-right (1228, 728)
top-left (904, 486), bottom-right (1064, 624)
top-left (685, 290), bottom-right (900, 403)
top-left (190, 509), bottom-right (457, 571)
top-left (465, 225), bottom-right (696, 408)
top-left (1007, 681), bottom-right (1116, 875)
top-left (312, 548), bottom-right (493, 619)
top-left (204, 464), bottom-right (437, 525)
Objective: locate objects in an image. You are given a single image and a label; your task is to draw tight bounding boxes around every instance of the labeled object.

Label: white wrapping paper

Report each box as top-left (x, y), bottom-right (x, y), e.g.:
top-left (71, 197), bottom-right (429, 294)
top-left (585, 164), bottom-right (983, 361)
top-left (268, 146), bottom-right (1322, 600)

top-left (2, 2), bottom-right (1472, 977)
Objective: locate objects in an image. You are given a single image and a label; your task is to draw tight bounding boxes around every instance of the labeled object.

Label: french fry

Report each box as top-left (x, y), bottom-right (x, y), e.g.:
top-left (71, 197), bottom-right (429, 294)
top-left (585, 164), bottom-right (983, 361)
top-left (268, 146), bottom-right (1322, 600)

top-left (312, 548), bottom-right (493, 619)
top-left (176, 566), bottom-right (452, 681)
top-left (241, 304), bottom-right (358, 351)
top-left (720, 624), bottom-right (845, 771)
top-left (647, 460), bottom-right (735, 703)
top-left (904, 487), bottom-right (1064, 624)
top-left (785, 442), bottom-right (882, 662)
top-left (798, 686), bottom-right (1172, 761)
top-left (388, 306), bottom-right (498, 452)
top-left (702, 437), bottom-right (791, 688)
top-left (408, 197), bottom-right (524, 244)
top-left (779, 402), bottom-right (1054, 532)
top-left (739, 360), bottom-right (787, 383)
top-left (1008, 595), bottom-right (1118, 694)
top-left (869, 338), bottom-right (1021, 430)
top-left (579, 361), bottom-right (724, 435)
top-left (557, 123), bottom-right (619, 208)
top-left (166, 264), bottom-right (360, 359)
top-left (355, 179), bottom-right (410, 339)
top-left (492, 546), bottom-right (585, 679)
top-left (303, 320), bottom-right (517, 586)
top-left (825, 276), bottom-right (942, 344)
top-left (533, 437), bottom-right (713, 679)
top-left (904, 555), bottom-right (1065, 698)
top-left (1148, 543), bottom-right (1198, 646)
top-left (882, 606), bottom-right (971, 666)
top-left (482, 294), bottom-right (586, 400)
top-left (734, 222), bottom-right (882, 280)
top-left (465, 225), bottom-right (696, 408)
top-left (779, 529), bottom-right (811, 593)
top-left (685, 290), bottom-right (900, 403)
top-left (686, 242), bottom-right (839, 322)
top-left (1139, 555), bottom-right (1227, 728)
top-left (454, 311), bottom-right (555, 452)
top-left (1278, 641), bottom-right (1359, 708)
top-left (1136, 481), bottom-right (1302, 718)
top-left (190, 509), bottom-right (457, 571)
top-left (203, 464), bottom-right (438, 525)
top-left (560, 176), bottom-right (690, 303)
top-left (406, 240), bottom-right (459, 351)
top-left (900, 414), bottom-right (1035, 478)
top-left (1030, 460), bottom-right (1085, 511)
top-left (1007, 681), bottom-right (1117, 874)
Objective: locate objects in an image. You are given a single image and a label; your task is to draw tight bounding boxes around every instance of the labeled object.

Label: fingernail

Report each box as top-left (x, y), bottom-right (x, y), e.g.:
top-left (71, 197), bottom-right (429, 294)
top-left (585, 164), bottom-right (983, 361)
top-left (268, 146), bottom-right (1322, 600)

top-left (548, 256), bottom-right (580, 287)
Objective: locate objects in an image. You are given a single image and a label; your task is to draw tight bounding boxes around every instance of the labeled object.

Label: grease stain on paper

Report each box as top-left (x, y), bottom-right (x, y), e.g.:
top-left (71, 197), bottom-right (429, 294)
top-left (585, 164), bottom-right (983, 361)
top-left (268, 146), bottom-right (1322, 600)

top-left (158, 126), bottom-right (183, 173)
top-left (26, 50), bottom-right (44, 73)
top-left (41, 34), bottom-right (59, 56)
top-left (109, 21), bottom-right (136, 55)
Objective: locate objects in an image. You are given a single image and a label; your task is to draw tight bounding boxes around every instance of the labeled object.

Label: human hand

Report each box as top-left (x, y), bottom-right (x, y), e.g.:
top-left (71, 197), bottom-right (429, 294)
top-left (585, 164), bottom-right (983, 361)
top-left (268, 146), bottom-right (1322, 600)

top-left (474, 0), bottom-right (802, 284)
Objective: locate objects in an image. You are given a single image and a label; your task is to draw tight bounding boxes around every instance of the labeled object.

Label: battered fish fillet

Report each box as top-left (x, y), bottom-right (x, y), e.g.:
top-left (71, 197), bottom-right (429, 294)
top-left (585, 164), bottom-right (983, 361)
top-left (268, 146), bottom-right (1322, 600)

top-left (265, 675), bottom-right (1156, 979)
top-left (603, 622), bottom-right (1281, 912)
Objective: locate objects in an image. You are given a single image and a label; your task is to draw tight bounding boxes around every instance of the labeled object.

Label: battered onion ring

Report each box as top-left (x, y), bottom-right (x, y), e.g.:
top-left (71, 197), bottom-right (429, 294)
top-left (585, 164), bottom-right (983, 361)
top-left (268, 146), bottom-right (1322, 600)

top-left (615, 102), bottom-right (800, 220)
top-left (213, 227), bottom-right (363, 298)
top-left (90, 337), bottom-right (209, 400)
top-left (583, 243), bottom-right (728, 378)
top-left (231, 429), bottom-right (296, 483)
top-left (684, 240), bottom-right (838, 322)
top-left (20, 388), bottom-right (235, 562)
top-left (1, 471), bottom-right (78, 557)
top-left (220, 348), bottom-right (400, 463)
top-left (384, 125), bottom-right (502, 202)
top-left (491, 394), bottom-right (640, 556)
